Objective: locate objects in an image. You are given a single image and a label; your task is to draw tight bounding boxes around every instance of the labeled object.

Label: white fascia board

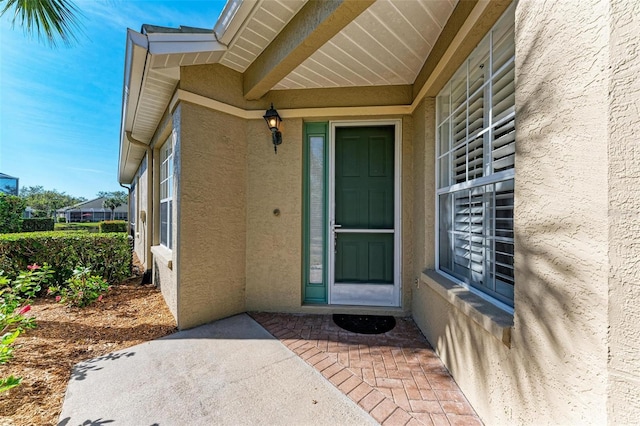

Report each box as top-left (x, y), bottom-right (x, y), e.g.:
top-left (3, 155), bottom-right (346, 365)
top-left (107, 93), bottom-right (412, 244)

top-left (214, 0), bottom-right (259, 45)
top-left (146, 32), bottom-right (226, 55)
top-left (124, 30), bottom-right (149, 133)
top-left (119, 29), bottom-right (149, 183)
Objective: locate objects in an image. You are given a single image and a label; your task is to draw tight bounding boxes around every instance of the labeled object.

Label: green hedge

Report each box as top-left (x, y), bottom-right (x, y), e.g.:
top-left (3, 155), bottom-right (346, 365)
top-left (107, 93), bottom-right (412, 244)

top-left (0, 194), bottom-right (25, 234)
top-left (99, 220), bottom-right (127, 233)
top-left (0, 231), bottom-right (131, 285)
top-left (21, 218), bottom-right (54, 233)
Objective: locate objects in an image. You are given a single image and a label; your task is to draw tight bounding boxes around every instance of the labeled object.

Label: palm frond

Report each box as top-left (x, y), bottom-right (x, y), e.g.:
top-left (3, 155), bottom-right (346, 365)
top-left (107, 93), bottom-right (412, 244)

top-left (0, 0), bottom-right (83, 47)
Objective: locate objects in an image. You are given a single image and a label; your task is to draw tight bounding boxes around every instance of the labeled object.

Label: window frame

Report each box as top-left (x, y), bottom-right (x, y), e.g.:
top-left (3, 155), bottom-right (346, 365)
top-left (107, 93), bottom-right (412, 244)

top-left (302, 122), bottom-right (329, 304)
top-left (435, 4), bottom-right (515, 312)
top-left (159, 135), bottom-right (174, 250)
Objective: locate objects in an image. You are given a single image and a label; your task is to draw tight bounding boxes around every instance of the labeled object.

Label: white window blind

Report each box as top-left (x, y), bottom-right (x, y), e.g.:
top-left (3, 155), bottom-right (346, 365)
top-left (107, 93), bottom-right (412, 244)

top-left (436, 5), bottom-right (515, 306)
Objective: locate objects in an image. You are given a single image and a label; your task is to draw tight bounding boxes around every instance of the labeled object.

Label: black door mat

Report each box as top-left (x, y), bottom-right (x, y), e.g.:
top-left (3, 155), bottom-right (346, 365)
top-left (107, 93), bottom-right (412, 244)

top-left (332, 314), bottom-right (396, 334)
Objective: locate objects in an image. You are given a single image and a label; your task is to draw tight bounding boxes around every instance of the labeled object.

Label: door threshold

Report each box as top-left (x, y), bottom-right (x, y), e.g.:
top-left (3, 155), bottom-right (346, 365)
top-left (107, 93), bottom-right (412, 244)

top-left (299, 304), bottom-right (409, 317)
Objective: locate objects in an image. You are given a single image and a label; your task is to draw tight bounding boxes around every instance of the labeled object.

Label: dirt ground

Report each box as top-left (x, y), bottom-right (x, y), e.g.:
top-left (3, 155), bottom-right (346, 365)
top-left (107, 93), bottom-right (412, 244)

top-left (0, 275), bottom-right (177, 425)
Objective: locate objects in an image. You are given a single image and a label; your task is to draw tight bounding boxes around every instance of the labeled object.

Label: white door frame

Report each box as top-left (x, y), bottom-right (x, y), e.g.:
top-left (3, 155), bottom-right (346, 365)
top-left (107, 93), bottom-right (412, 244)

top-left (328, 119), bottom-right (402, 307)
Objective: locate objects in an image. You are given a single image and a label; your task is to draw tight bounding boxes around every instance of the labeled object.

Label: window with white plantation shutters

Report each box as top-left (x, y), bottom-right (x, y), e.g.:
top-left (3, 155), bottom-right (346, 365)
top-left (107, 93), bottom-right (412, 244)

top-left (436, 4), bottom-right (515, 306)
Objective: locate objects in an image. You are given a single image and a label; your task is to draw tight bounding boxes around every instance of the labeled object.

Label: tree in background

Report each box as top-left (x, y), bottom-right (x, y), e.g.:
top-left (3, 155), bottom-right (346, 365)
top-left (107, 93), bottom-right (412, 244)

top-left (20, 186), bottom-right (85, 218)
top-left (100, 191), bottom-right (127, 220)
top-left (0, 194), bottom-right (26, 233)
top-left (0, 0), bottom-right (82, 46)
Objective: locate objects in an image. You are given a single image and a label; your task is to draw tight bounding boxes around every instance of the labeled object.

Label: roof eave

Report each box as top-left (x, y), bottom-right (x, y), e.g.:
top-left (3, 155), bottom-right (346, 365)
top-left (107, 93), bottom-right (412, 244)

top-left (118, 3), bottom-right (244, 184)
top-left (213, 0), bottom-right (258, 45)
top-left (118, 29), bottom-right (149, 183)
top-left (146, 32), bottom-right (223, 55)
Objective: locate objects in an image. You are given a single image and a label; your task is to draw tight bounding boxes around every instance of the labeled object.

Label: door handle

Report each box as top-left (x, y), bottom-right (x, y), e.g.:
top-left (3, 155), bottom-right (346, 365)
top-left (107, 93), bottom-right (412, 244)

top-left (330, 221), bottom-right (341, 254)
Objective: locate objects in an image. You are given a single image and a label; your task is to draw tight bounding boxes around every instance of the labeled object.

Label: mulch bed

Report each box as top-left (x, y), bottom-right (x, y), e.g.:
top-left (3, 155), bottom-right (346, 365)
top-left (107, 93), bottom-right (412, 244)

top-left (0, 276), bottom-right (177, 425)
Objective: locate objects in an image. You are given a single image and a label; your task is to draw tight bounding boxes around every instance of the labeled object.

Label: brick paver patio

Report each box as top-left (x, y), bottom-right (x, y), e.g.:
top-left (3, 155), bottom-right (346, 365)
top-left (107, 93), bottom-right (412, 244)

top-left (250, 313), bottom-right (482, 426)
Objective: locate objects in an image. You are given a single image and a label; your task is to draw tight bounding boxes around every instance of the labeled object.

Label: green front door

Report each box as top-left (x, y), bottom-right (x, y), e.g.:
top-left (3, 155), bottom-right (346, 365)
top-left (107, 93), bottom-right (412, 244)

top-left (330, 125), bottom-right (398, 306)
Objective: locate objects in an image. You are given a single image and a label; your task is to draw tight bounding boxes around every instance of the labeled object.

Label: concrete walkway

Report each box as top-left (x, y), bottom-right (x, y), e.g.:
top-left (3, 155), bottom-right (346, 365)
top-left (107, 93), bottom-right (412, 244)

top-left (58, 314), bottom-right (377, 426)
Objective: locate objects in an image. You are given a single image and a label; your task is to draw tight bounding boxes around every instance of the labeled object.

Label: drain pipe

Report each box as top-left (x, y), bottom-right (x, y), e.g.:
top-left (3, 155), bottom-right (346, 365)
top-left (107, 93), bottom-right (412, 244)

top-left (118, 182), bottom-right (131, 234)
top-left (118, 182), bottom-right (135, 276)
top-left (126, 131), bottom-right (153, 279)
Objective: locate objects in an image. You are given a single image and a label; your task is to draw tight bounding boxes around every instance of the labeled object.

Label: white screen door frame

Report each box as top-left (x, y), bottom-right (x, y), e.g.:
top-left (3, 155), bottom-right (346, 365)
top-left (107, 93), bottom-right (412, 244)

top-left (328, 119), bottom-right (402, 307)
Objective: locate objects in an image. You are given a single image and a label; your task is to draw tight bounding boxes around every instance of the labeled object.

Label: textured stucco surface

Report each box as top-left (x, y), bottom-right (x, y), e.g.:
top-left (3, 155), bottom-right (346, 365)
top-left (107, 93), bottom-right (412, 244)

top-left (608, 0), bottom-right (640, 422)
top-left (400, 116), bottom-right (414, 310)
top-left (181, 64), bottom-right (412, 110)
top-left (151, 111), bottom-right (179, 322)
top-left (176, 103), bottom-right (247, 329)
top-left (410, 98), bottom-right (435, 279)
top-left (153, 249), bottom-right (177, 321)
top-left (244, 118), bottom-right (303, 312)
top-left (181, 65), bottom-right (251, 111)
top-left (514, 0), bottom-right (609, 422)
top-left (409, 95), bottom-right (436, 369)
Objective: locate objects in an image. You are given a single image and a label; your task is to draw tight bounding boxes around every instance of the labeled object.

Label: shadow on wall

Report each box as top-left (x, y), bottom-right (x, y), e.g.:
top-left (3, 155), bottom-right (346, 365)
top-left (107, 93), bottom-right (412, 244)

top-left (437, 14), bottom-right (607, 423)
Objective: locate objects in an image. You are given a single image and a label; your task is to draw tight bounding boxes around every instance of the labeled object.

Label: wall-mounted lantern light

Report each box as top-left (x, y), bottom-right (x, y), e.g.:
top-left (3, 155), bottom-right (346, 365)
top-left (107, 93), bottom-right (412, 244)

top-left (263, 103), bottom-right (282, 154)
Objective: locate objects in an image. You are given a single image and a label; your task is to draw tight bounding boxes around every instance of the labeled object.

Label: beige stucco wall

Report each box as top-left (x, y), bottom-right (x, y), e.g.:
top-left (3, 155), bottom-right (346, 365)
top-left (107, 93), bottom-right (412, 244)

top-left (400, 116), bottom-right (415, 310)
top-left (410, 98), bottom-right (436, 277)
top-left (608, 0), bottom-right (640, 422)
top-left (244, 118), bottom-right (303, 311)
top-left (153, 245), bottom-right (177, 321)
top-left (180, 66), bottom-right (420, 320)
top-left (175, 102), bottom-right (247, 330)
top-left (151, 112), bottom-right (179, 322)
top-left (181, 64), bottom-right (412, 111)
top-left (412, 1), bottom-right (614, 424)
top-left (244, 114), bottom-right (415, 313)
top-left (181, 61), bottom-right (419, 316)
top-left (514, 1), bottom-right (609, 421)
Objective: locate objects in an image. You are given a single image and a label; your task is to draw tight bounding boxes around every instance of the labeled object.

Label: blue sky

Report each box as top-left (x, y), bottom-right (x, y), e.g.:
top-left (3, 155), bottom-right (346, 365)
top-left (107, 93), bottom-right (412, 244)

top-left (0, 0), bottom-right (226, 200)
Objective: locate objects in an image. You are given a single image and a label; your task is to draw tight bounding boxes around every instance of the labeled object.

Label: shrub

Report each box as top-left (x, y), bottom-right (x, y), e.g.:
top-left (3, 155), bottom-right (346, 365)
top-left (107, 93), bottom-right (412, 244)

top-left (99, 220), bottom-right (127, 233)
top-left (48, 266), bottom-right (110, 307)
top-left (0, 194), bottom-right (25, 234)
top-left (57, 217), bottom-right (66, 223)
top-left (21, 218), bottom-right (54, 233)
top-left (0, 263), bottom-right (54, 393)
top-left (0, 232), bottom-right (131, 285)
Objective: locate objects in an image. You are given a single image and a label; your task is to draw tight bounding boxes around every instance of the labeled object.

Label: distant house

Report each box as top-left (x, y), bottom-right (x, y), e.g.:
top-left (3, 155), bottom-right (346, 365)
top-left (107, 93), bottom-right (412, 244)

top-left (0, 173), bottom-right (19, 196)
top-left (58, 197), bottom-right (128, 223)
top-left (23, 207), bottom-right (33, 219)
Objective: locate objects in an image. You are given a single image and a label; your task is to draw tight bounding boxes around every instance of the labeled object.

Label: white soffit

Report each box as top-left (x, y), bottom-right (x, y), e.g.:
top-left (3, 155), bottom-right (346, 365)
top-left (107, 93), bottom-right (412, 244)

top-left (274, 0), bottom-right (458, 89)
top-left (219, 0), bottom-right (307, 72)
top-left (130, 33), bottom-right (225, 144)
